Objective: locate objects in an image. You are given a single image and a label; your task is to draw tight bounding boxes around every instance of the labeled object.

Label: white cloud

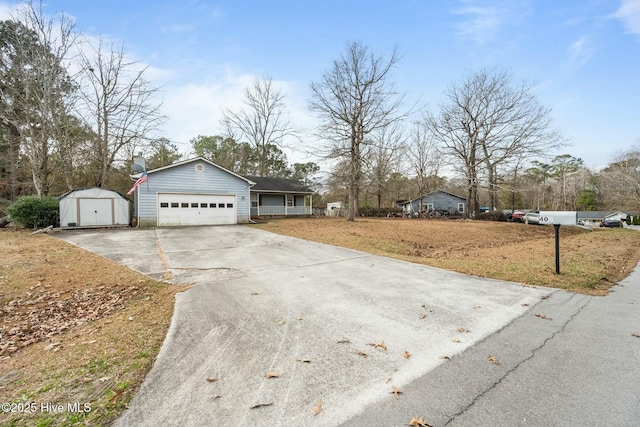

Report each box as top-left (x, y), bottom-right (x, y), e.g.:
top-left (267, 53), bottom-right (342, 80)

top-left (568, 35), bottom-right (593, 68)
top-left (452, 4), bottom-right (504, 43)
top-left (451, 0), bottom-right (531, 44)
top-left (614, 0), bottom-right (640, 36)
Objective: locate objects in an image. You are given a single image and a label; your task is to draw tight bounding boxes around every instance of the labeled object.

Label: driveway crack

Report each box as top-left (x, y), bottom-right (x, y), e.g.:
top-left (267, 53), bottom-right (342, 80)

top-left (445, 295), bottom-right (592, 426)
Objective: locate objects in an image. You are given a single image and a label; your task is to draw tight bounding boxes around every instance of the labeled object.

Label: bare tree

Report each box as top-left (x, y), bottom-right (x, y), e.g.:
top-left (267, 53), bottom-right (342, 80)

top-left (221, 75), bottom-right (295, 177)
top-left (428, 68), bottom-right (561, 217)
top-left (0, 1), bottom-right (77, 196)
top-left (76, 37), bottom-right (165, 187)
top-left (600, 144), bottom-right (640, 209)
top-left (309, 41), bottom-right (405, 221)
top-left (365, 123), bottom-right (406, 211)
top-left (409, 119), bottom-right (442, 214)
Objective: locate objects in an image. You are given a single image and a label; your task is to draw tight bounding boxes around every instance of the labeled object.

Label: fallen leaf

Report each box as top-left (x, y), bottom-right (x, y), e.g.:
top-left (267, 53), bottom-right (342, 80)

top-left (265, 372), bottom-right (280, 378)
top-left (336, 338), bottom-right (350, 344)
top-left (296, 317), bottom-right (303, 321)
top-left (109, 389), bottom-right (124, 403)
top-left (312, 400), bottom-right (323, 416)
top-left (473, 305), bottom-right (482, 309)
top-left (632, 332), bottom-right (640, 338)
top-left (357, 351), bottom-right (368, 358)
top-left (419, 313), bottom-right (426, 319)
top-left (402, 350), bottom-right (411, 359)
top-left (452, 338), bottom-right (461, 343)
top-left (488, 355), bottom-right (499, 365)
top-left (98, 376), bottom-right (111, 382)
top-left (186, 299), bottom-right (193, 303)
top-left (535, 313), bottom-right (552, 320)
top-left (408, 416), bottom-right (431, 426)
top-left (421, 304), bottom-right (427, 308)
top-left (368, 341), bottom-right (387, 351)
top-left (278, 320), bottom-right (286, 325)
top-left (251, 292), bottom-right (260, 296)
top-left (249, 401), bottom-right (273, 409)
top-left (439, 355), bottom-right (451, 360)
top-left (296, 358), bottom-right (311, 363)
top-left (385, 375), bottom-right (392, 383)
top-left (206, 377), bottom-right (218, 382)
top-left (521, 303), bottom-right (529, 307)
top-left (128, 316), bottom-right (134, 321)
top-left (43, 342), bottom-right (61, 351)
top-left (541, 295), bottom-right (549, 299)
top-left (457, 327), bottom-right (470, 333)
top-left (390, 386), bottom-right (403, 399)
top-left (212, 394), bottom-right (222, 400)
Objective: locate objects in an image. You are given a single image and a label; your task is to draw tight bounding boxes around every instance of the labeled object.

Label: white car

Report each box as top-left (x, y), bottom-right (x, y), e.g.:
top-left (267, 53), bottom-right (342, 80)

top-left (523, 211), bottom-right (540, 225)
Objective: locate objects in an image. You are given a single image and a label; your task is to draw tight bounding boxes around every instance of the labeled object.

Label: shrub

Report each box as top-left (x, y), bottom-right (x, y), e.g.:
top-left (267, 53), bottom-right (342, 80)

top-left (6, 196), bottom-right (59, 228)
top-left (476, 210), bottom-right (507, 222)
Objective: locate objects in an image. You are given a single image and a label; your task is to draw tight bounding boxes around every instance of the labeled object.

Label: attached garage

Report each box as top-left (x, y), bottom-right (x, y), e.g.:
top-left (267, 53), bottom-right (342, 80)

top-left (130, 157), bottom-right (253, 227)
top-left (59, 188), bottom-right (130, 228)
top-left (157, 193), bottom-right (236, 226)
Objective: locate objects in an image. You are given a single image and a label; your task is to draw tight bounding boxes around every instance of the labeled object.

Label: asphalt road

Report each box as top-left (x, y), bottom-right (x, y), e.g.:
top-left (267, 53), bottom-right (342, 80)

top-left (58, 226), bottom-right (640, 427)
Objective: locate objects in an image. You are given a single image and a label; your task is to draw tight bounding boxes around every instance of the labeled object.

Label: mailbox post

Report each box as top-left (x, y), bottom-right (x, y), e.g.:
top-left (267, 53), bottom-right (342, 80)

top-left (538, 211), bottom-right (578, 275)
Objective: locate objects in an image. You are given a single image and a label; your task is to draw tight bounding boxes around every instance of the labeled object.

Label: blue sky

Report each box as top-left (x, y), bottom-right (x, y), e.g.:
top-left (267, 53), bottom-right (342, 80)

top-left (2, 0), bottom-right (639, 170)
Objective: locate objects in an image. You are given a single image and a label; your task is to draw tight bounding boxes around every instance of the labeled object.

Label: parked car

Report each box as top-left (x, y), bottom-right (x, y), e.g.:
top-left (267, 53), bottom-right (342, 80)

top-left (509, 211), bottom-right (526, 222)
top-left (523, 211), bottom-right (541, 225)
top-left (600, 218), bottom-right (623, 228)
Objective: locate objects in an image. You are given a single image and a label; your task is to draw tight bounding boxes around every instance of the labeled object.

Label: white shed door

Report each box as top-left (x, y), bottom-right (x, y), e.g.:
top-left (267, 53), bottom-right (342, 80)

top-left (79, 198), bottom-right (113, 226)
top-left (157, 193), bottom-right (236, 226)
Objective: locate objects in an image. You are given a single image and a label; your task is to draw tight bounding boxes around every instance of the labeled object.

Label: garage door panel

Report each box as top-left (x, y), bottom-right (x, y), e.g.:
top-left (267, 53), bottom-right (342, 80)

top-left (158, 193), bottom-right (236, 226)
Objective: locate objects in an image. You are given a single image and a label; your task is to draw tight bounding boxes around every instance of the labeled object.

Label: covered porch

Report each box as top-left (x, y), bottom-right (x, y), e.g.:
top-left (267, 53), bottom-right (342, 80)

top-left (245, 175), bottom-right (314, 218)
top-left (250, 193), bottom-right (312, 216)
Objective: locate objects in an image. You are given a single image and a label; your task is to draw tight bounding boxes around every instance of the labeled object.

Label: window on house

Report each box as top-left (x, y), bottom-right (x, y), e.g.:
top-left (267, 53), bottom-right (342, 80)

top-left (226, 203), bottom-right (233, 208)
top-left (160, 202), bottom-right (169, 208)
top-left (171, 202), bottom-right (179, 208)
top-left (218, 203), bottom-right (225, 208)
top-left (190, 203), bottom-right (198, 208)
top-left (458, 203), bottom-right (465, 213)
top-left (200, 203), bottom-right (207, 208)
top-left (286, 195), bottom-right (294, 207)
top-left (210, 203), bottom-right (217, 208)
top-left (426, 203), bottom-right (434, 212)
top-left (181, 203), bottom-right (189, 208)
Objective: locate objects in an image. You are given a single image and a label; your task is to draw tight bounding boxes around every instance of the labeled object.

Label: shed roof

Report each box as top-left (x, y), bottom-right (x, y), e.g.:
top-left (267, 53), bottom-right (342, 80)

top-left (244, 175), bottom-right (313, 194)
top-left (58, 187), bottom-right (128, 200)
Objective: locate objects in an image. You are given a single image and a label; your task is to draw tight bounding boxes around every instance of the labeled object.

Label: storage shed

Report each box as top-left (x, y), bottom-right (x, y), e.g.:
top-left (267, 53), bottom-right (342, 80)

top-left (59, 188), bottom-right (130, 228)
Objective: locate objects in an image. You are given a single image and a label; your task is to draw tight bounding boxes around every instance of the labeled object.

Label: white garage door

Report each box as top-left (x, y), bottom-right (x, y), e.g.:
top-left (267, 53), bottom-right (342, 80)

top-left (157, 193), bottom-right (236, 226)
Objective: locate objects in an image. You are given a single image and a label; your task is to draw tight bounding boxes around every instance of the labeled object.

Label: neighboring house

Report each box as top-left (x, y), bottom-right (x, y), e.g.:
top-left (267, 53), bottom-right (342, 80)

top-left (577, 211), bottom-right (628, 227)
top-left (402, 190), bottom-right (466, 216)
top-left (59, 188), bottom-right (130, 228)
top-left (131, 157), bottom-right (253, 227)
top-left (245, 175), bottom-right (314, 218)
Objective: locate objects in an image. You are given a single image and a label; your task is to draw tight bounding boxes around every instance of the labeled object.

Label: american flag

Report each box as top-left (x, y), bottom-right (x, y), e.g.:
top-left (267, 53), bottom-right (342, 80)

top-left (127, 170), bottom-right (148, 195)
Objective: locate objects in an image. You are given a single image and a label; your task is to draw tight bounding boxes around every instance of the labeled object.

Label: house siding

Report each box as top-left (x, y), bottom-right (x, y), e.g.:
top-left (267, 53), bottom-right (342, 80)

top-left (136, 161), bottom-right (250, 226)
top-left (406, 191), bottom-right (466, 215)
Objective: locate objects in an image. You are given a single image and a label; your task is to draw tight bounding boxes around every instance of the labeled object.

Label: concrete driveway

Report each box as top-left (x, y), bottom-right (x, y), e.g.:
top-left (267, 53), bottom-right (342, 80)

top-left (59, 225), bottom-right (552, 426)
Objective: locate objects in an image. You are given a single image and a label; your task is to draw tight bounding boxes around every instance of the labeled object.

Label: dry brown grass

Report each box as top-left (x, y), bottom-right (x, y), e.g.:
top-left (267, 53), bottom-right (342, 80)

top-left (252, 217), bottom-right (640, 295)
top-left (0, 230), bottom-right (187, 426)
